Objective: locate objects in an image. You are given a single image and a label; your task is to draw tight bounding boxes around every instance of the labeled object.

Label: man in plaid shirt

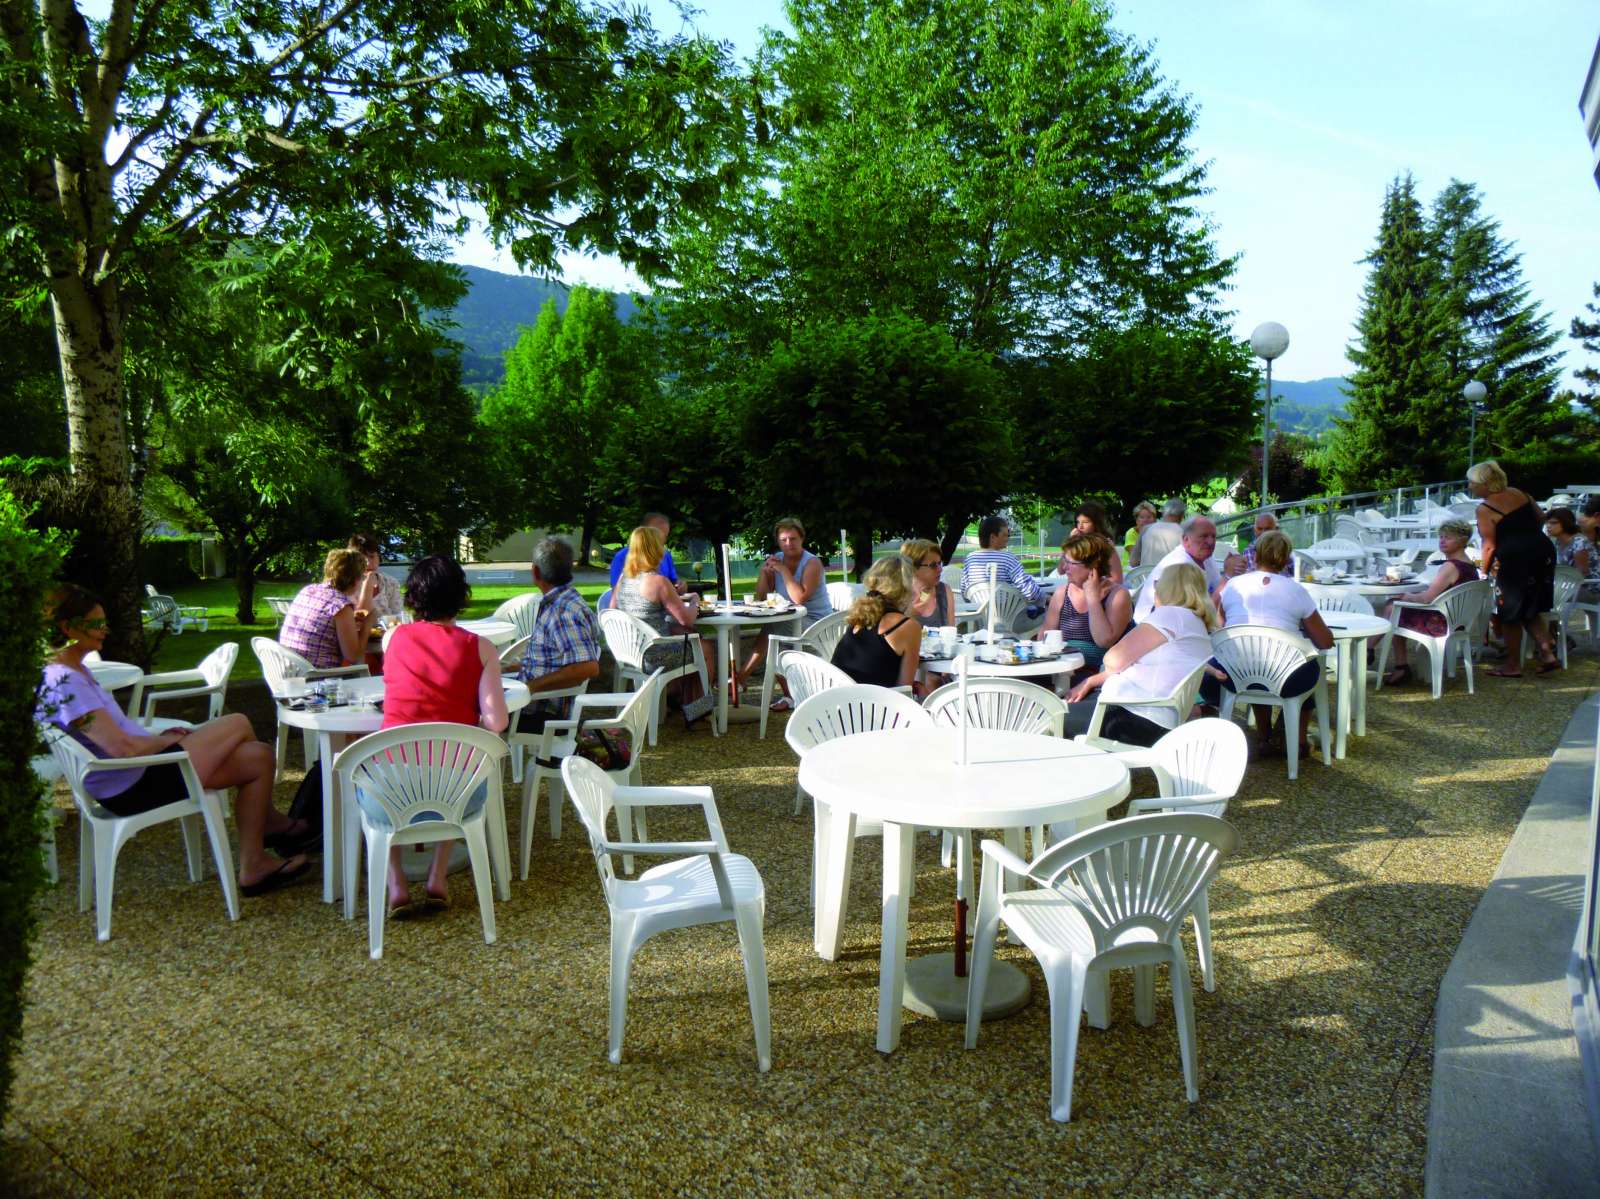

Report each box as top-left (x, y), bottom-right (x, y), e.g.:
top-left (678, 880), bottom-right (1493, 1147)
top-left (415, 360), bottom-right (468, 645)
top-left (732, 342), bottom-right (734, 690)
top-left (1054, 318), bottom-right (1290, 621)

top-left (518, 537), bottom-right (601, 726)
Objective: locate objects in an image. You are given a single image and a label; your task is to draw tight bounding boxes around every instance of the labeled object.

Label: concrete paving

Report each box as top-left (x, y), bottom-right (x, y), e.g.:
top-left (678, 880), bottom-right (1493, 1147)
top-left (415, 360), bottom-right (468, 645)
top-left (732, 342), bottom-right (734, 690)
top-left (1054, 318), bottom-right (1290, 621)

top-left (1427, 693), bottom-right (1600, 1197)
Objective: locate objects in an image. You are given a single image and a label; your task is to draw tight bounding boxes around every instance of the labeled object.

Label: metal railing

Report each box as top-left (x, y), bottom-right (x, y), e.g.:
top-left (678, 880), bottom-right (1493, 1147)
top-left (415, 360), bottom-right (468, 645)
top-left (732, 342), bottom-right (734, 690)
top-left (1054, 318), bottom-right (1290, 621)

top-left (1209, 480), bottom-right (1471, 552)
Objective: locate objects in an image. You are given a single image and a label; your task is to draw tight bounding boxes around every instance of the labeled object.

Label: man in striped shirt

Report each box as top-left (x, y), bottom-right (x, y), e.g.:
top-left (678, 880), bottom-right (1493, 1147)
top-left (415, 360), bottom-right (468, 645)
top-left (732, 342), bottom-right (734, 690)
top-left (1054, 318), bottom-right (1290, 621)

top-left (960, 516), bottom-right (1044, 604)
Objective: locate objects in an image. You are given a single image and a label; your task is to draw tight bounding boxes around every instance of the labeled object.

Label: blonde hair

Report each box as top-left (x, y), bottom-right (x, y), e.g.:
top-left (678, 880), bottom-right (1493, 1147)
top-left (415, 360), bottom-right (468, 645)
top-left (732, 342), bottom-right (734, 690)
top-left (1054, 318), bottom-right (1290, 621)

top-left (1252, 530), bottom-right (1293, 575)
top-left (1154, 562), bottom-right (1218, 631)
top-left (1467, 460), bottom-right (1507, 492)
top-left (1062, 531), bottom-right (1115, 574)
top-left (323, 548), bottom-right (367, 592)
top-left (623, 525), bottom-right (665, 578)
top-left (1438, 517), bottom-right (1474, 543)
top-left (900, 538), bottom-right (941, 567)
top-left (846, 557), bottom-right (914, 631)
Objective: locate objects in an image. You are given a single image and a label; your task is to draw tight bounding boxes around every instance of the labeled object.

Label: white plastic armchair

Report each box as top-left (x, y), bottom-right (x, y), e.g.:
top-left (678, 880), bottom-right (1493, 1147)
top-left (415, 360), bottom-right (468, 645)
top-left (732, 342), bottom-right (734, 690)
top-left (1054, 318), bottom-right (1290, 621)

top-left (250, 637), bottom-right (368, 769)
top-left (560, 756), bottom-right (771, 1071)
top-left (511, 670), bottom-right (662, 880)
top-left (758, 611), bottom-right (851, 739)
top-left (964, 812), bottom-right (1238, 1122)
top-left (1373, 579), bottom-right (1493, 699)
top-left (132, 641), bottom-right (238, 726)
top-left (334, 723), bottom-right (509, 959)
top-left (598, 609), bottom-right (711, 746)
top-left (264, 596), bottom-right (294, 626)
top-left (1210, 625), bottom-right (1331, 780)
top-left (1074, 660), bottom-right (1209, 764)
top-left (826, 581), bottom-right (863, 612)
top-left (492, 592), bottom-right (542, 642)
top-left (1123, 564), bottom-right (1154, 599)
top-left (1530, 566), bottom-right (1582, 669)
top-left (1309, 537), bottom-right (1376, 573)
top-left (143, 584), bottom-right (208, 633)
top-left (1306, 587), bottom-right (1374, 616)
top-left (777, 651), bottom-right (853, 714)
top-left (1124, 719), bottom-right (1248, 992)
top-left (967, 581), bottom-right (1033, 637)
top-left (42, 725), bottom-right (239, 941)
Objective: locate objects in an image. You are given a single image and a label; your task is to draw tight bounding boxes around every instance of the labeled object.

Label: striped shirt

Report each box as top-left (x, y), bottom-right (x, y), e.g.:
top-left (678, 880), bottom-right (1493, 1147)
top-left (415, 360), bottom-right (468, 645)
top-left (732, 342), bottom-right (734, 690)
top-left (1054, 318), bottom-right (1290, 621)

top-left (959, 550), bottom-right (1043, 603)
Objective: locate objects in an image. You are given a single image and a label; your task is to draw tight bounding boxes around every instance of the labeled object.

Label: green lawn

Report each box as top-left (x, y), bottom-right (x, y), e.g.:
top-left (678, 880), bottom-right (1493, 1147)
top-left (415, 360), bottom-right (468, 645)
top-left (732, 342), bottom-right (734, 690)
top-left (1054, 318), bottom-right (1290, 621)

top-left (144, 577), bottom-right (601, 682)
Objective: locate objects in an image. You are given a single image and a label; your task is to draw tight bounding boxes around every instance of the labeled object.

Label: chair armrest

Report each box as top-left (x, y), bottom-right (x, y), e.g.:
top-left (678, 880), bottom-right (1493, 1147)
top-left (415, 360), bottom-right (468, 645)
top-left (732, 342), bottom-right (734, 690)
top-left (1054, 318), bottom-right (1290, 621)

top-left (978, 837), bottom-right (1036, 878)
top-left (603, 839), bottom-right (722, 857)
top-left (571, 692), bottom-right (635, 716)
top-left (1128, 793), bottom-right (1230, 815)
top-left (308, 664), bottom-right (369, 680)
top-left (611, 784), bottom-right (715, 808)
top-left (138, 668), bottom-right (204, 687)
top-left (1390, 601), bottom-right (1436, 613)
top-left (81, 749), bottom-right (193, 772)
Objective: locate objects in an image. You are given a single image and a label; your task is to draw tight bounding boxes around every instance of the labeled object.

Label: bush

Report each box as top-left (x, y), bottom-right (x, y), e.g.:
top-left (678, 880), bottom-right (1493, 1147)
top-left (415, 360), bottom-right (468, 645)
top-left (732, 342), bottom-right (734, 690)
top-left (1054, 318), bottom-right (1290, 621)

top-left (0, 483), bottom-right (67, 1128)
top-left (141, 537), bottom-right (203, 588)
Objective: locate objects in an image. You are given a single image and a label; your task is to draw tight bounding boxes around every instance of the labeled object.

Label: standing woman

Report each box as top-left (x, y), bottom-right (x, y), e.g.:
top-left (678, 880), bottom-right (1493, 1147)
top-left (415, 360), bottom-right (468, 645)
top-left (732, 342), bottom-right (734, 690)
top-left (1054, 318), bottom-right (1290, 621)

top-left (372, 557), bottom-right (508, 916)
top-left (1470, 460), bottom-right (1558, 675)
top-left (1072, 501), bottom-right (1125, 580)
top-left (831, 557), bottom-right (922, 689)
top-left (1037, 532), bottom-right (1132, 686)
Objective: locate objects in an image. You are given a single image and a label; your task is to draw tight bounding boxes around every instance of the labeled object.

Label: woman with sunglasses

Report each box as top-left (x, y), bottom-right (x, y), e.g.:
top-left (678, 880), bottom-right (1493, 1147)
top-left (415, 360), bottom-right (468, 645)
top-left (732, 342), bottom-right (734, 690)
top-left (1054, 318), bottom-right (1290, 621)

top-left (37, 585), bottom-right (311, 896)
top-left (901, 539), bottom-right (957, 630)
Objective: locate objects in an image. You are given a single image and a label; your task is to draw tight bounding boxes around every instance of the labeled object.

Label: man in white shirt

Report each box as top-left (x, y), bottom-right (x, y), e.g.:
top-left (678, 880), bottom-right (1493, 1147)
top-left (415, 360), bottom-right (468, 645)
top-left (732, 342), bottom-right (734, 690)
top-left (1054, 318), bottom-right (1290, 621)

top-left (1135, 515), bottom-right (1224, 621)
top-left (1135, 499), bottom-right (1186, 567)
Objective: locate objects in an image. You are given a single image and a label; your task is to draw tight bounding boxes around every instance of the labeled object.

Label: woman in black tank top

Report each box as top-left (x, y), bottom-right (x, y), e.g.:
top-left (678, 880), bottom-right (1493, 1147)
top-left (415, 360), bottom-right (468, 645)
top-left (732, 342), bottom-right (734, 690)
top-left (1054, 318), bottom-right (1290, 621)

top-left (830, 557), bottom-right (922, 689)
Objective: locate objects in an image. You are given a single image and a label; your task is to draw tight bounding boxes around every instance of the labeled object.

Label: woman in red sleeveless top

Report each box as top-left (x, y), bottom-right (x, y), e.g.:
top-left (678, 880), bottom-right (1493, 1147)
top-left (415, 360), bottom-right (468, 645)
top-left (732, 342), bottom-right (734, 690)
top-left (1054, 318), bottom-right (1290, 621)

top-left (377, 557), bottom-right (508, 915)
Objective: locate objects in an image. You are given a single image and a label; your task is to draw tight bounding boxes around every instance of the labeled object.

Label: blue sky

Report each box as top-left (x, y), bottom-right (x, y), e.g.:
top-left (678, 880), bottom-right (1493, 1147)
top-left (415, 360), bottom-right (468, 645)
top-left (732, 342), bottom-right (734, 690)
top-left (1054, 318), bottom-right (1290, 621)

top-left (454, 0), bottom-right (1600, 385)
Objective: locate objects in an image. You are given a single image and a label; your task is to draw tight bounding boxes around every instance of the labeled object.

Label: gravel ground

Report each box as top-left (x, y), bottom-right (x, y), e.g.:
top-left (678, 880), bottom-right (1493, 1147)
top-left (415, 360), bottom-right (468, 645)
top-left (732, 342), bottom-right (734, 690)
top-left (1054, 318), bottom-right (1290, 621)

top-left (5, 654), bottom-right (1596, 1198)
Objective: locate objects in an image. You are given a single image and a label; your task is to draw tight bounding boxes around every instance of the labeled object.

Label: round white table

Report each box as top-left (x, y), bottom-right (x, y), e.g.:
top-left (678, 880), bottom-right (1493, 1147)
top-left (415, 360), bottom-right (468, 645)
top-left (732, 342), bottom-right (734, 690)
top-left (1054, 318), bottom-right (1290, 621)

top-left (798, 726), bottom-right (1130, 1053)
top-left (1319, 611), bottom-right (1390, 758)
top-left (695, 602), bottom-right (803, 734)
top-left (276, 674), bottom-right (531, 909)
top-left (87, 658), bottom-right (143, 693)
top-left (919, 644), bottom-right (1084, 682)
top-left (457, 619), bottom-right (520, 649)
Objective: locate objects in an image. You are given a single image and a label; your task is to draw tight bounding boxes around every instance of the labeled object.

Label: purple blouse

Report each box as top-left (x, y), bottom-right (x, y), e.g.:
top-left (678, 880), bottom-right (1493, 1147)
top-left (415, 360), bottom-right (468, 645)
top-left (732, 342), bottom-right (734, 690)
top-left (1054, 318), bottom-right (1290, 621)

top-left (37, 663), bottom-right (153, 799)
top-left (279, 582), bottom-right (352, 668)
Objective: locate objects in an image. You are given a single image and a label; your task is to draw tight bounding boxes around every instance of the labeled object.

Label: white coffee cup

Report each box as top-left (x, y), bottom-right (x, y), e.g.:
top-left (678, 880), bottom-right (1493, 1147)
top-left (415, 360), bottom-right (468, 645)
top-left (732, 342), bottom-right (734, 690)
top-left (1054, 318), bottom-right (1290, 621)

top-left (1042, 630), bottom-right (1064, 654)
top-left (284, 676), bottom-right (307, 698)
top-left (1385, 566), bottom-right (1403, 582)
top-left (743, 593), bottom-right (757, 605)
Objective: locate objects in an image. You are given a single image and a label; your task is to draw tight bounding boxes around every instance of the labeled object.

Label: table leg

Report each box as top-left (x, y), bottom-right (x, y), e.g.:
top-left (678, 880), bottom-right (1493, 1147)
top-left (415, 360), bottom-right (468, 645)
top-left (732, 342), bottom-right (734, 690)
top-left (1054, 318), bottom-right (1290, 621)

top-left (875, 821), bottom-right (915, 1054)
top-left (1353, 639), bottom-right (1370, 737)
top-left (814, 802), bottom-right (857, 960)
top-left (715, 627), bottom-right (732, 735)
top-left (1334, 642), bottom-right (1351, 760)
top-left (319, 732), bottom-right (341, 905)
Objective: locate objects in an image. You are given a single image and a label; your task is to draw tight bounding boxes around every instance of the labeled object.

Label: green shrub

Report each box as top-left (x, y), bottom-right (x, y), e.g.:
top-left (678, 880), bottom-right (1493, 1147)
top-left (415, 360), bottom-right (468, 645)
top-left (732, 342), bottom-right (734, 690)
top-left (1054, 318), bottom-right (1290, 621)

top-left (141, 537), bottom-right (202, 588)
top-left (0, 483), bottom-right (67, 1128)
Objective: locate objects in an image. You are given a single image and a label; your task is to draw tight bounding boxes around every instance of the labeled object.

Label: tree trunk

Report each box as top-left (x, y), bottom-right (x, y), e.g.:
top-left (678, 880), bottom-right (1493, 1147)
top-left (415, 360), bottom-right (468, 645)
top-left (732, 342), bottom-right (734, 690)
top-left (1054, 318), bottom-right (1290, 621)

top-left (850, 532), bottom-right (873, 583)
top-left (939, 513), bottom-right (968, 565)
top-left (52, 273), bottom-right (147, 664)
top-left (233, 550), bottom-right (259, 625)
top-left (578, 515), bottom-right (594, 568)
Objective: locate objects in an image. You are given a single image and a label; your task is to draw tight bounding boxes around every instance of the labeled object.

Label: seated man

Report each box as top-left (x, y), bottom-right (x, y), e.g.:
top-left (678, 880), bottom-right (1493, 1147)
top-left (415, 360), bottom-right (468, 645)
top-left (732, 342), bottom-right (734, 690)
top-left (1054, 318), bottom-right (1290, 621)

top-left (608, 512), bottom-right (685, 593)
top-left (1135, 515), bottom-right (1226, 622)
top-left (519, 536), bottom-right (601, 727)
top-left (1241, 513), bottom-right (1290, 574)
top-left (1135, 498), bottom-right (1187, 567)
top-left (959, 516), bottom-right (1043, 606)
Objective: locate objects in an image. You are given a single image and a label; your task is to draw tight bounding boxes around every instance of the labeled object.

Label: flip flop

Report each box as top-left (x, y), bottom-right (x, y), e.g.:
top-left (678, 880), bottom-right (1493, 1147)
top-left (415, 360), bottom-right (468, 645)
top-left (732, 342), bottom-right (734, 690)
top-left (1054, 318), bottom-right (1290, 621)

top-left (422, 891), bottom-right (451, 913)
top-left (768, 696), bottom-right (794, 712)
top-left (389, 895), bottom-right (423, 920)
top-left (240, 856), bottom-right (310, 898)
top-left (1535, 659), bottom-right (1561, 674)
top-left (1485, 667), bottom-right (1524, 679)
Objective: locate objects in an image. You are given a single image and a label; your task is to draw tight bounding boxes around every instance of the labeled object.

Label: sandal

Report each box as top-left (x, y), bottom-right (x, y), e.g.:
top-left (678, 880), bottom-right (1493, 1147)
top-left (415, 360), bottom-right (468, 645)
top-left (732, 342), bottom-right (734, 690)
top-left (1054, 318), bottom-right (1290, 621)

top-left (1535, 658), bottom-right (1561, 675)
top-left (1485, 667), bottom-right (1524, 679)
top-left (768, 696), bottom-right (794, 712)
top-left (1382, 665), bottom-right (1411, 686)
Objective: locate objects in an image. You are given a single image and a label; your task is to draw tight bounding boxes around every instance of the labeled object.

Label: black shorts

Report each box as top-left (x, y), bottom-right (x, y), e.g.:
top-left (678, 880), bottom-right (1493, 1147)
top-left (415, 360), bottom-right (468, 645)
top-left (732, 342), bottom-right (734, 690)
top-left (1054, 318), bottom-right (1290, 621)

top-left (99, 759), bottom-right (191, 817)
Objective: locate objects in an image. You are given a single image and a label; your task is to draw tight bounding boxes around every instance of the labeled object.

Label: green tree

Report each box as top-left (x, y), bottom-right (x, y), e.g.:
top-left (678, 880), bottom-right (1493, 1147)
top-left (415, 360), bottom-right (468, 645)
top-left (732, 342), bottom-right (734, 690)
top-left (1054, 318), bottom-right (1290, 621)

top-left (1, 0), bottom-right (755, 659)
top-left (1429, 180), bottom-right (1563, 455)
top-left (1325, 174), bottom-right (1453, 489)
top-left (1568, 283), bottom-right (1600, 435)
top-left (742, 312), bottom-right (1011, 567)
top-left (481, 287), bottom-right (654, 562)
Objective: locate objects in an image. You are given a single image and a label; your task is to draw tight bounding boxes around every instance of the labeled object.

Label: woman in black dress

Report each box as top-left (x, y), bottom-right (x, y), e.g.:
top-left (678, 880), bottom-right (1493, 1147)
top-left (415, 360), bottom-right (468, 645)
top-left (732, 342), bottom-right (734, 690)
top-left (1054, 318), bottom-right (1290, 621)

top-left (1470, 460), bottom-right (1558, 676)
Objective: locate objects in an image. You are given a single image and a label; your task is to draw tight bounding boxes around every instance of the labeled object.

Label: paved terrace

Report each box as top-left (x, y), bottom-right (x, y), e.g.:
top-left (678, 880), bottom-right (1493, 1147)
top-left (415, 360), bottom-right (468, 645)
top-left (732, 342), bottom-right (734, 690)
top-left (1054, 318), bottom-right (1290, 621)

top-left (5, 658), bottom-right (1599, 1196)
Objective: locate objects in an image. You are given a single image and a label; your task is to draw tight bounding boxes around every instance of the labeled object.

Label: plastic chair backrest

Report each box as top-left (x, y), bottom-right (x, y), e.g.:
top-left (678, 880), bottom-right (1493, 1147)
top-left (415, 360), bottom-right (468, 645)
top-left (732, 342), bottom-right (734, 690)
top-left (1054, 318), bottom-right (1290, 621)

top-left (598, 609), bottom-right (658, 671)
top-left (1333, 515), bottom-right (1366, 541)
top-left (1096, 660), bottom-right (1208, 731)
top-left (1552, 566), bottom-right (1582, 611)
top-left (499, 634), bottom-right (531, 669)
top-left (1310, 537), bottom-right (1366, 558)
top-left (1026, 812), bottom-right (1238, 957)
top-left (596, 588), bottom-right (614, 613)
top-left (826, 582), bottom-right (863, 613)
top-left (1313, 590), bottom-right (1374, 615)
top-left (198, 642), bottom-right (239, 688)
top-left (778, 651), bottom-right (853, 709)
top-left (1434, 579), bottom-right (1493, 635)
top-left (968, 582), bottom-right (1030, 633)
top-left (922, 678), bottom-right (1066, 737)
top-left (609, 670), bottom-right (664, 748)
top-left (1209, 625), bottom-right (1319, 694)
top-left (1123, 565), bottom-right (1154, 592)
top-left (1151, 719), bottom-right (1248, 809)
top-left (336, 723), bottom-right (506, 835)
top-left (265, 597), bottom-right (295, 621)
top-left (785, 685), bottom-right (931, 758)
top-left (941, 564), bottom-right (962, 590)
top-left (802, 611), bottom-right (851, 660)
top-left (561, 754), bottom-right (624, 901)
top-left (252, 637), bottom-right (313, 696)
top-left (492, 593), bottom-right (542, 641)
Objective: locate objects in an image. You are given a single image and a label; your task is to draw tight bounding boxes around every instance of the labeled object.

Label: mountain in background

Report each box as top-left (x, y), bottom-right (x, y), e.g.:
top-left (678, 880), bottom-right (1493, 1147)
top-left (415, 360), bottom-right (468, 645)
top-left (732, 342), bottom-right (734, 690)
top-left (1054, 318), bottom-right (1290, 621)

top-left (1265, 376), bottom-right (1349, 435)
top-left (437, 263), bottom-right (641, 390)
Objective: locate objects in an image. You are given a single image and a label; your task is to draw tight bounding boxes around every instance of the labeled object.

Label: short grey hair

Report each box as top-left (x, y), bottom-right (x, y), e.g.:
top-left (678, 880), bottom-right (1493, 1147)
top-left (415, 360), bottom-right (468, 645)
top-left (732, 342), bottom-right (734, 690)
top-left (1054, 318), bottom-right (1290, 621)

top-left (532, 536), bottom-right (575, 586)
top-left (1180, 514), bottom-right (1215, 537)
top-left (1438, 518), bottom-right (1474, 542)
top-left (1161, 499), bottom-right (1187, 522)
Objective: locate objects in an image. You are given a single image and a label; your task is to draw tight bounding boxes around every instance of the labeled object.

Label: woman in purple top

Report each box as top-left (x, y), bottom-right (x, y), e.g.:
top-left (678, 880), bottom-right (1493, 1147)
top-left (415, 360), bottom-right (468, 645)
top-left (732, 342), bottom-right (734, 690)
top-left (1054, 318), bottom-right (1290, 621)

top-left (38, 586), bottom-right (311, 896)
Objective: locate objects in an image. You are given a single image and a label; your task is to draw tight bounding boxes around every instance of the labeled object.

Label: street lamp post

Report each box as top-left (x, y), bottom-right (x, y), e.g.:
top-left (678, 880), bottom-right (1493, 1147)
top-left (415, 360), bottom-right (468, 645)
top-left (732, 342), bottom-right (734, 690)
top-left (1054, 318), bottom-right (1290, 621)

top-left (1463, 379), bottom-right (1486, 469)
top-left (1250, 322), bottom-right (1290, 505)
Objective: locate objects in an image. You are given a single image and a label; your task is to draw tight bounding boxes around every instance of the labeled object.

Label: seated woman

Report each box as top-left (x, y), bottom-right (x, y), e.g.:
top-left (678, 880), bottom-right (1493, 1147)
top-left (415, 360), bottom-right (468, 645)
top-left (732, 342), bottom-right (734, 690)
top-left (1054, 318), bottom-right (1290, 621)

top-left (903, 539), bottom-right (957, 630)
top-left (1072, 501), bottom-right (1125, 581)
top-left (279, 547), bottom-right (376, 669)
top-left (609, 524), bottom-right (711, 684)
top-left (1377, 518), bottom-right (1481, 685)
top-left (830, 557), bottom-right (922, 689)
top-left (1546, 507), bottom-right (1600, 602)
top-left (1065, 563), bottom-right (1216, 748)
top-left (1126, 501), bottom-right (1158, 567)
top-left (1208, 530), bottom-right (1334, 755)
top-left (739, 516), bottom-right (833, 695)
top-left (37, 586), bottom-right (310, 895)
top-left (1038, 532), bottom-right (1132, 686)
top-left (372, 557), bottom-right (509, 916)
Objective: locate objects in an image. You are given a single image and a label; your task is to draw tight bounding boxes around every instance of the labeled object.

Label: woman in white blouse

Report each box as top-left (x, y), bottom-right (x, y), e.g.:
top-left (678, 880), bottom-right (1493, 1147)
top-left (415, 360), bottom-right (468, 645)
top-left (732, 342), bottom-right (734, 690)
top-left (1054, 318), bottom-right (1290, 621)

top-left (1064, 562), bottom-right (1217, 747)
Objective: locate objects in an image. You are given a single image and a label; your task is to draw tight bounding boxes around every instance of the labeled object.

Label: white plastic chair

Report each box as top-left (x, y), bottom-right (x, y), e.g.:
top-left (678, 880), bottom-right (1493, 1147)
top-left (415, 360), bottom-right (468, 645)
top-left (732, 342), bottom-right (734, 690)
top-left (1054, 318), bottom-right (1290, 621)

top-left (595, 587), bottom-right (614, 614)
top-left (513, 671), bottom-right (661, 879)
top-left (42, 726), bottom-right (239, 941)
top-left (1123, 564), bottom-right (1154, 595)
top-left (1074, 660), bottom-right (1209, 762)
top-left (1309, 537), bottom-right (1375, 573)
top-left (964, 812), bottom-right (1238, 1122)
top-left (598, 609), bottom-right (710, 746)
top-left (776, 650), bottom-right (853, 714)
top-left (132, 641), bottom-right (238, 726)
top-left (1526, 566), bottom-right (1582, 670)
top-left (492, 592), bottom-right (542, 642)
top-left (142, 584), bottom-right (208, 633)
top-left (1210, 626), bottom-right (1331, 780)
top-left (334, 723), bottom-right (509, 960)
top-left (560, 756), bottom-right (771, 1071)
top-left (967, 581), bottom-right (1033, 637)
top-left (1308, 588), bottom-right (1374, 616)
top-left (498, 634), bottom-right (531, 672)
top-left (826, 582), bottom-right (863, 612)
top-left (251, 637), bottom-right (369, 770)
top-left (758, 611), bottom-right (851, 739)
top-left (940, 564), bottom-right (963, 591)
top-left (264, 596), bottom-right (294, 626)
top-left (1123, 719), bottom-right (1249, 992)
top-left (1373, 579), bottom-right (1493, 699)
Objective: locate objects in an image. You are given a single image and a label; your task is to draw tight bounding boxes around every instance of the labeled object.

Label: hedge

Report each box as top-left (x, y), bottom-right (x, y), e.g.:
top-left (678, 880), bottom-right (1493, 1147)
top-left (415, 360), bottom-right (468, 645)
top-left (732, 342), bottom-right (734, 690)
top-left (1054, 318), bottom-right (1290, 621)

top-left (142, 537), bottom-right (202, 589)
top-left (0, 483), bottom-right (65, 1129)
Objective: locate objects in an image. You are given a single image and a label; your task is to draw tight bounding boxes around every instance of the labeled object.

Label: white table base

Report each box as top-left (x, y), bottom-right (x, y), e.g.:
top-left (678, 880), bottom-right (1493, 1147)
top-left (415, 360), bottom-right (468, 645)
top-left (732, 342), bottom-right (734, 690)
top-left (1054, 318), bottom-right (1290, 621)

top-left (902, 953), bottom-right (1030, 1022)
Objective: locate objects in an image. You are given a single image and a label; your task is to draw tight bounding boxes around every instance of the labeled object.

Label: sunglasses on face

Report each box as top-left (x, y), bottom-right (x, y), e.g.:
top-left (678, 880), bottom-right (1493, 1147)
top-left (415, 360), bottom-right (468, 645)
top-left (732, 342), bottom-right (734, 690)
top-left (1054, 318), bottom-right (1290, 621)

top-left (919, 560), bottom-right (942, 570)
top-left (76, 618), bottom-right (109, 631)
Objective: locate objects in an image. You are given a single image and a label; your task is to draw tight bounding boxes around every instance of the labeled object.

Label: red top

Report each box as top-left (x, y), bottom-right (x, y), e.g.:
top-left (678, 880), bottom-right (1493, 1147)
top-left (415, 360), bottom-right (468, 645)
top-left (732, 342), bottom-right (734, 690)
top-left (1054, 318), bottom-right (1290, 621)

top-left (380, 622), bottom-right (484, 729)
